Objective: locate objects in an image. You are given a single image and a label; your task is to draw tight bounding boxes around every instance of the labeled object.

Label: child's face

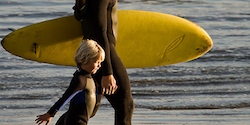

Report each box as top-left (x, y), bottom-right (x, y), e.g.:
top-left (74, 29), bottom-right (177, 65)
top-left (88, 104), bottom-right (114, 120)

top-left (83, 56), bottom-right (103, 74)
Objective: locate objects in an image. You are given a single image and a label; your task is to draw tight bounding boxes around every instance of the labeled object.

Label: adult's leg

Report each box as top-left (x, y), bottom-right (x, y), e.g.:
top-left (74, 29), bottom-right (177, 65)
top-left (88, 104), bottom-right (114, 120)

top-left (92, 47), bottom-right (134, 125)
top-left (106, 45), bottom-right (134, 125)
top-left (105, 2), bottom-right (134, 124)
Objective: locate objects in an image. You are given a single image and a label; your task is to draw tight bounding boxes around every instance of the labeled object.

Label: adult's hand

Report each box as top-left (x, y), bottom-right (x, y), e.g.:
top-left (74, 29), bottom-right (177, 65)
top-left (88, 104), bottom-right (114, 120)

top-left (101, 75), bottom-right (118, 95)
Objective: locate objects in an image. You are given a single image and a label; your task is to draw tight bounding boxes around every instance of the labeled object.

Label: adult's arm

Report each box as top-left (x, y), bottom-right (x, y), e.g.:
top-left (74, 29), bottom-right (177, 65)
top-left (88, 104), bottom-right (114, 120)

top-left (73, 0), bottom-right (86, 21)
top-left (96, 0), bottom-right (113, 76)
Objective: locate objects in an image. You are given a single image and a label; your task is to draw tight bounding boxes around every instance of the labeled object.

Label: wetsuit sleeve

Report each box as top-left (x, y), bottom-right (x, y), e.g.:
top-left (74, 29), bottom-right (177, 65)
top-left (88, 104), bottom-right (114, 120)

top-left (96, 0), bottom-right (113, 76)
top-left (73, 0), bottom-right (86, 21)
top-left (47, 75), bottom-right (85, 116)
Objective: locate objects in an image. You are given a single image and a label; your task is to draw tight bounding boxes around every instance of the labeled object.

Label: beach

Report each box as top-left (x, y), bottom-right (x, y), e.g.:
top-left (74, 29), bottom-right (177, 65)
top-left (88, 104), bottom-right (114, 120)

top-left (0, 0), bottom-right (249, 125)
top-left (1, 107), bottom-right (250, 125)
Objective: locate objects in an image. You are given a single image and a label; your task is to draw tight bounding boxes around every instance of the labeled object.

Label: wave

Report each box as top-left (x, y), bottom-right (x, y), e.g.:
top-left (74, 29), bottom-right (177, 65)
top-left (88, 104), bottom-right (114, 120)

top-left (139, 102), bottom-right (250, 110)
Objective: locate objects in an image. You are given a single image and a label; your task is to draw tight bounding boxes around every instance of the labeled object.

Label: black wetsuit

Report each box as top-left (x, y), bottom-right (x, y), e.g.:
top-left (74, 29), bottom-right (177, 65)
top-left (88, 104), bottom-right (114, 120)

top-left (74, 0), bottom-right (134, 125)
top-left (47, 69), bottom-right (98, 125)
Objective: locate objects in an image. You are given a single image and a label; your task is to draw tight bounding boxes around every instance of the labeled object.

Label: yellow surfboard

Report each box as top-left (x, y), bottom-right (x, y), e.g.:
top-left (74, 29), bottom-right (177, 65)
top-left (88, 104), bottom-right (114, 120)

top-left (1, 10), bottom-right (213, 68)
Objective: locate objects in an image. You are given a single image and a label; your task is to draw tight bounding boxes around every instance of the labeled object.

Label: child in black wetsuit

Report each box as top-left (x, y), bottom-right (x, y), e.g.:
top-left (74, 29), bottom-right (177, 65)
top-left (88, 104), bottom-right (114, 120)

top-left (73, 0), bottom-right (134, 124)
top-left (35, 39), bottom-right (105, 125)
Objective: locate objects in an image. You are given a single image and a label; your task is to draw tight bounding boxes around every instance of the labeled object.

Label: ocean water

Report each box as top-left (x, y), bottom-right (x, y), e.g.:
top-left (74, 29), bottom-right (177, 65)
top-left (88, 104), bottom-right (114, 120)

top-left (0, 0), bottom-right (249, 124)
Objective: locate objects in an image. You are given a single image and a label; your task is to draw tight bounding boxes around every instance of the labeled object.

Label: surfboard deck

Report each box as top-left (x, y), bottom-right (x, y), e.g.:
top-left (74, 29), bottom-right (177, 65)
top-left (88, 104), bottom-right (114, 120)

top-left (1, 10), bottom-right (213, 68)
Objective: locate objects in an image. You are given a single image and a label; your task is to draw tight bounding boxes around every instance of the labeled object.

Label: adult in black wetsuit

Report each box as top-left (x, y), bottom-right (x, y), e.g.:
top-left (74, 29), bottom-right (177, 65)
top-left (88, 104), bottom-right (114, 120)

top-left (73, 0), bottom-right (134, 125)
top-left (35, 39), bottom-right (105, 125)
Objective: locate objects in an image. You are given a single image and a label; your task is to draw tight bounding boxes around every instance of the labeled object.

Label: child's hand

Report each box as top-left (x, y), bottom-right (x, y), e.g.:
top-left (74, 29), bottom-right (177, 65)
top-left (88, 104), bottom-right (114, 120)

top-left (35, 113), bottom-right (52, 125)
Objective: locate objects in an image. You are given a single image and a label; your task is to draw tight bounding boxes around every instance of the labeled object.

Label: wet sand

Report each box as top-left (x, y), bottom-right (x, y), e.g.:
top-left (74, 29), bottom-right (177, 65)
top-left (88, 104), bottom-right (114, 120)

top-left (1, 107), bottom-right (249, 125)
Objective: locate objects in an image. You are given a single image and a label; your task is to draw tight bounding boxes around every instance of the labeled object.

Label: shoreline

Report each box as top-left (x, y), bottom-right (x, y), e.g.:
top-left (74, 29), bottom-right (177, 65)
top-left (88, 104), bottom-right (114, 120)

top-left (1, 107), bottom-right (249, 125)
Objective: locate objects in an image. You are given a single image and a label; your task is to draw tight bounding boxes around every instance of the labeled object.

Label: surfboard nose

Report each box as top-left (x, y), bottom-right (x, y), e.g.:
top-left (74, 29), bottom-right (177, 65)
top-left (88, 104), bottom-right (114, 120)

top-left (187, 24), bottom-right (213, 61)
top-left (196, 31), bottom-right (213, 56)
top-left (117, 10), bottom-right (213, 68)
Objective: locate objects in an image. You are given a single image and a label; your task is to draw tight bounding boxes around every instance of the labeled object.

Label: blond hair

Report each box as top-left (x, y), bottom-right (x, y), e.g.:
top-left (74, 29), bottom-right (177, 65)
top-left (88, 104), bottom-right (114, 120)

top-left (75, 39), bottom-right (105, 67)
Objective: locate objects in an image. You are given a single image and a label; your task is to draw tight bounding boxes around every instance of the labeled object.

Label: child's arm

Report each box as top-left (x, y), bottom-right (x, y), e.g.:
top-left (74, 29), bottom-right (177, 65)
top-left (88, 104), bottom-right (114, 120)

top-left (46, 75), bottom-right (83, 116)
top-left (35, 113), bottom-right (52, 125)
